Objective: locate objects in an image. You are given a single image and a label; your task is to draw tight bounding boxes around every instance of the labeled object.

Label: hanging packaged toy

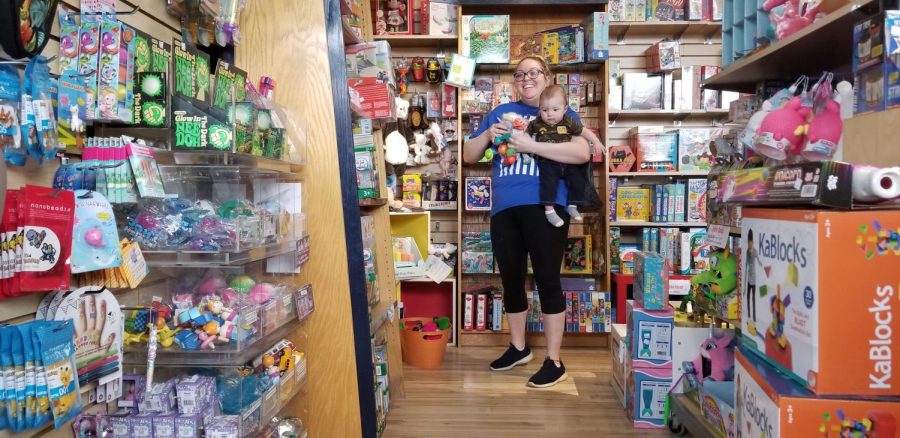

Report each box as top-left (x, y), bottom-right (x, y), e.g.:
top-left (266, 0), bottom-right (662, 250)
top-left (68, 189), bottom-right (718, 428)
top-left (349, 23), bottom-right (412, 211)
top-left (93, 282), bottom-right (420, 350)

top-left (19, 185), bottom-right (74, 292)
top-left (0, 327), bottom-right (15, 430)
top-left (16, 323), bottom-right (36, 430)
top-left (72, 190), bottom-right (122, 274)
top-left (21, 60), bottom-right (40, 163)
top-left (77, 21), bottom-right (101, 120)
top-left (97, 19), bottom-right (122, 120)
top-left (33, 320), bottom-right (82, 429)
top-left (24, 57), bottom-right (59, 163)
top-left (753, 96), bottom-right (810, 160)
top-left (0, 65), bottom-right (25, 167)
top-left (58, 7), bottom-right (80, 75)
top-left (11, 325), bottom-right (26, 432)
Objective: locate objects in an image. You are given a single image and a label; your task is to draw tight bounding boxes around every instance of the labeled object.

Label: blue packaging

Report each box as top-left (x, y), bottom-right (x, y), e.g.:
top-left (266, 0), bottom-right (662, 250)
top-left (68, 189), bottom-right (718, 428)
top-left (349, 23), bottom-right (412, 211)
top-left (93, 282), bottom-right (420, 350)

top-left (33, 321), bottom-right (82, 429)
top-left (626, 300), bottom-right (674, 368)
top-left (633, 251), bottom-right (669, 310)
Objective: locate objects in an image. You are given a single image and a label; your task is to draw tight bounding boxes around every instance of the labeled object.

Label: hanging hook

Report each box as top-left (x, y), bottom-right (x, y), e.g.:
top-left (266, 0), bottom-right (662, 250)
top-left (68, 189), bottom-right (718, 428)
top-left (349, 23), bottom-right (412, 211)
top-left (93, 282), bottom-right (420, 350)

top-left (62, 2), bottom-right (141, 19)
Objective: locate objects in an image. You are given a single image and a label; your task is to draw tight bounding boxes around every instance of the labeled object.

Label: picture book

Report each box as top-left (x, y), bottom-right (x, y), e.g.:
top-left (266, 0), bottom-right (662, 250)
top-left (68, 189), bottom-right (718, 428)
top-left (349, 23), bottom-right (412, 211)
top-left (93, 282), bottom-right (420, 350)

top-left (465, 177), bottom-right (492, 211)
top-left (686, 178), bottom-right (707, 222)
top-left (462, 251), bottom-right (494, 274)
top-left (608, 177), bottom-right (618, 221)
top-left (446, 54), bottom-right (476, 88)
top-left (509, 34), bottom-right (542, 64)
top-left (461, 15), bottom-right (511, 64)
top-left (615, 187), bottom-right (651, 221)
top-left (540, 26), bottom-right (584, 64)
top-left (460, 88), bottom-right (481, 114)
top-left (492, 82), bottom-right (515, 108)
top-left (619, 244), bottom-right (640, 274)
top-left (474, 77), bottom-right (494, 113)
top-left (462, 231), bottom-right (492, 252)
top-left (541, 32), bottom-right (560, 64)
top-left (126, 143), bottom-right (165, 198)
top-left (677, 128), bottom-right (713, 172)
top-left (562, 236), bottom-right (592, 274)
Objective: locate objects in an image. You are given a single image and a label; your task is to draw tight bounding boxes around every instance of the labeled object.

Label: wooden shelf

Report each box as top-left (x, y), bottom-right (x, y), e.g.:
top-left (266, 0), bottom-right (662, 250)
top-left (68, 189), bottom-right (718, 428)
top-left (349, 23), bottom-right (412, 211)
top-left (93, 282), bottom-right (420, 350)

top-left (610, 20), bottom-right (722, 40)
top-left (359, 197), bottom-right (388, 209)
top-left (608, 109), bottom-right (728, 116)
top-left (670, 393), bottom-right (726, 438)
top-left (610, 221), bottom-right (707, 227)
top-left (342, 16), bottom-right (363, 45)
top-left (609, 171), bottom-right (709, 177)
top-left (476, 61), bottom-right (604, 72)
top-left (702, 0), bottom-right (876, 92)
top-left (373, 34), bottom-right (458, 48)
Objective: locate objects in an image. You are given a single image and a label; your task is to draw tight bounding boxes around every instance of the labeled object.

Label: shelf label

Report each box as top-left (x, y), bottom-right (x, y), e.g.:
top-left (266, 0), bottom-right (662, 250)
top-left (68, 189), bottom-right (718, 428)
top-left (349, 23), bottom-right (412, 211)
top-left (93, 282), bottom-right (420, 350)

top-left (669, 278), bottom-right (691, 296)
top-left (706, 224), bottom-right (730, 249)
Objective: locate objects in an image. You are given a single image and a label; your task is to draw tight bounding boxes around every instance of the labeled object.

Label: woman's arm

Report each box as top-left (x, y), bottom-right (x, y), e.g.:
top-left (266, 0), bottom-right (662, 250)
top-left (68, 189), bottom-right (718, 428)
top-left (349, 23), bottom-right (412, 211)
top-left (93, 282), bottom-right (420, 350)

top-left (507, 132), bottom-right (590, 164)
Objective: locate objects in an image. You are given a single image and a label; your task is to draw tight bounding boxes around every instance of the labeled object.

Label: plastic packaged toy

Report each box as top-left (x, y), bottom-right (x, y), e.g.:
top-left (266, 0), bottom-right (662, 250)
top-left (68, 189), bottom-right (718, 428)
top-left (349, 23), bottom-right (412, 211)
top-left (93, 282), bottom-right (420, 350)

top-left (34, 321), bottom-right (82, 429)
top-left (72, 190), bottom-right (122, 274)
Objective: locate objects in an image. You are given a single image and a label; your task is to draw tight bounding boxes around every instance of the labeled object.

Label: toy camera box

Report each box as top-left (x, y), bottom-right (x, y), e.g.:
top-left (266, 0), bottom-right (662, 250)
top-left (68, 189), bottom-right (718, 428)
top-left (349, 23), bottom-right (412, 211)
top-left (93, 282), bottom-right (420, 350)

top-left (581, 12), bottom-right (609, 62)
top-left (741, 208), bottom-right (900, 396)
top-left (736, 348), bottom-right (900, 438)
top-left (633, 252), bottom-right (669, 310)
top-left (854, 13), bottom-right (900, 114)
top-left (626, 366), bottom-right (672, 428)
top-left (626, 300), bottom-right (674, 368)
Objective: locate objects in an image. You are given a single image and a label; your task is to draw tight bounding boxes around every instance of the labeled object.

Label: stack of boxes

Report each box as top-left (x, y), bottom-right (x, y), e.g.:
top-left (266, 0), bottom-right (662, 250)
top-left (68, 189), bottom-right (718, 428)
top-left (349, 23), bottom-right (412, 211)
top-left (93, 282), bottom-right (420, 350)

top-left (734, 208), bottom-right (900, 436)
top-left (853, 11), bottom-right (900, 115)
top-left (624, 253), bottom-right (674, 428)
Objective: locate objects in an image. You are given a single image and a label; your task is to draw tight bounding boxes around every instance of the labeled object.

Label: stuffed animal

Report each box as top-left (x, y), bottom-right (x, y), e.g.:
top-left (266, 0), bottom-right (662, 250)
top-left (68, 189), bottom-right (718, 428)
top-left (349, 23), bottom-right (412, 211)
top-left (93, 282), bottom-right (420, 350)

top-left (493, 112), bottom-right (530, 166)
top-left (428, 121), bottom-right (447, 153)
top-left (689, 333), bottom-right (736, 382)
top-left (428, 243), bottom-right (457, 260)
top-left (384, 130), bottom-right (410, 165)
top-left (691, 246), bottom-right (738, 299)
top-left (738, 100), bottom-right (772, 153)
top-left (762, 0), bottom-right (821, 40)
top-left (413, 132), bottom-right (430, 165)
top-left (802, 99), bottom-right (842, 160)
top-left (754, 96), bottom-right (810, 160)
top-left (395, 97), bottom-right (410, 120)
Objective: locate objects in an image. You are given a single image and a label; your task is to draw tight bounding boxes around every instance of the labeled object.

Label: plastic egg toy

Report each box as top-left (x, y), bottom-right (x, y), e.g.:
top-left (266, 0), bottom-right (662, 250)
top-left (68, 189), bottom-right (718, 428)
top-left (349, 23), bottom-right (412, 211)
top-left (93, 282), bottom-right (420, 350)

top-left (229, 275), bottom-right (256, 294)
top-left (248, 283), bottom-right (275, 304)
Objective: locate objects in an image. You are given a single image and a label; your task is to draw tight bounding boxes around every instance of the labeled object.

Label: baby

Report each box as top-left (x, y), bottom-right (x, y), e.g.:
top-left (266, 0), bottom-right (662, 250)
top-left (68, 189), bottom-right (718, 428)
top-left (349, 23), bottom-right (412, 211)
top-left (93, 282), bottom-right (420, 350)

top-left (526, 85), bottom-right (588, 227)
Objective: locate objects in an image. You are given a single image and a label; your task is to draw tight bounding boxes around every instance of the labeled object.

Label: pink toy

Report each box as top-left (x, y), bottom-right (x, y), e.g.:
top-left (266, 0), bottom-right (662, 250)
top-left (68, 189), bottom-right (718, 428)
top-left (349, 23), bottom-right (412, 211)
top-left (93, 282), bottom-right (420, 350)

top-left (84, 227), bottom-right (105, 247)
top-left (762, 0), bottom-right (820, 40)
top-left (219, 288), bottom-right (240, 307)
top-left (690, 334), bottom-right (736, 381)
top-left (197, 329), bottom-right (217, 349)
top-left (801, 99), bottom-right (842, 160)
top-left (198, 276), bottom-right (227, 296)
top-left (754, 97), bottom-right (810, 160)
top-left (421, 322), bottom-right (439, 332)
top-left (248, 283), bottom-right (275, 305)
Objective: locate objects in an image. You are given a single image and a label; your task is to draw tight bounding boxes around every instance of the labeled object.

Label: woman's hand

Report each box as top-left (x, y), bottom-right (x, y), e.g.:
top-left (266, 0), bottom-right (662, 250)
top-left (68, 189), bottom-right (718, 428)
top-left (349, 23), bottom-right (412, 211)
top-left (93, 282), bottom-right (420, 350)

top-left (488, 122), bottom-right (510, 141)
top-left (507, 131), bottom-right (537, 153)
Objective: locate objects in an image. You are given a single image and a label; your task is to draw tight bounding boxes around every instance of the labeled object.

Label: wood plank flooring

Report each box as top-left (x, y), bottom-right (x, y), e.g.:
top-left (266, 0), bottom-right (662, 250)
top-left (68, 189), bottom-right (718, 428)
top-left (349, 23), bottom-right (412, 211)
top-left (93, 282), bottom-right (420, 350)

top-left (384, 347), bottom-right (682, 438)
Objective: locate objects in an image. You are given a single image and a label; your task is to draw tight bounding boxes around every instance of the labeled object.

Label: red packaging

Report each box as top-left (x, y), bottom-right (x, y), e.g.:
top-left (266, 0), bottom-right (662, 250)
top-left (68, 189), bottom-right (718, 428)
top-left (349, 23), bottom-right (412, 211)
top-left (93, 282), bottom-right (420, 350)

top-left (1, 190), bottom-right (19, 298)
top-left (19, 186), bottom-right (74, 292)
top-left (348, 77), bottom-right (396, 119)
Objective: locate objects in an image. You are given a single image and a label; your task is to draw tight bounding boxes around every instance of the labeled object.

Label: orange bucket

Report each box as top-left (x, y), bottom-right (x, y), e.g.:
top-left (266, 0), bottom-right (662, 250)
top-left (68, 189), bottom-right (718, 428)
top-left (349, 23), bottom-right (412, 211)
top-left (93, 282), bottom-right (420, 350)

top-left (400, 317), bottom-right (450, 369)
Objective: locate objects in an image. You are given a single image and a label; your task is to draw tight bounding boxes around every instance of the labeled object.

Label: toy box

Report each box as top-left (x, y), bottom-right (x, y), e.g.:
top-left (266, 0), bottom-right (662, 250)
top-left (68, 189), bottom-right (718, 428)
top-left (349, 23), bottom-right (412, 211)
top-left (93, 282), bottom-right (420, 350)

top-left (644, 41), bottom-right (681, 73)
top-left (540, 25), bottom-right (584, 65)
top-left (853, 12), bottom-right (887, 72)
top-left (425, 1), bottom-right (458, 36)
top-left (699, 380), bottom-right (736, 436)
top-left (736, 349), bottom-right (900, 437)
top-left (650, 0), bottom-right (686, 20)
top-left (581, 12), bottom-right (610, 62)
top-left (686, 178), bottom-right (707, 223)
top-left (855, 53), bottom-right (900, 114)
top-left (631, 127), bottom-right (677, 172)
top-left (741, 208), bottom-right (900, 395)
top-left (348, 77), bottom-right (396, 120)
top-left (677, 128), bottom-right (714, 172)
top-left (465, 177), bottom-right (492, 211)
top-left (616, 187), bottom-right (651, 221)
top-left (608, 145), bottom-right (636, 172)
top-left (673, 66), bottom-right (701, 110)
top-left (626, 300), bottom-right (674, 368)
top-left (461, 15), bottom-right (510, 64)
top-left (462, 251), bottom-right (494, 274)
top-left (633, 252), bottom-right (669, 310)
top-left (344, 41), bottom-right (395, 84)
top-left (620, 244), bottom-right (640, 274)
top-left (623, 73), bottom-right (663, 110)
top-left (626, 366), bottom-right (672, 428)
top-left (716, 161), bottom-right (853, 208)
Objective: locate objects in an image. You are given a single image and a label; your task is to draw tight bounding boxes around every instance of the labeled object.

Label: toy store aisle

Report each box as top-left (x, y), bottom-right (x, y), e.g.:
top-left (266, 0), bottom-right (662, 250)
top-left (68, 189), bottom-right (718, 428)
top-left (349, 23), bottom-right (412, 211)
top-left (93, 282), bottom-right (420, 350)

top-left (383, 347), bottom-right (681, 437)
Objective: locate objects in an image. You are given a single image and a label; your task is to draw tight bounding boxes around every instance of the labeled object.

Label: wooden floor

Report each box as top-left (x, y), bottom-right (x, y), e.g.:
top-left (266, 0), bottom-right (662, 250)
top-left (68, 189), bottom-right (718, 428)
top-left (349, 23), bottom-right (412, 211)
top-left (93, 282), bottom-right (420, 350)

top-left (384, 347), bottom-right (683, 438)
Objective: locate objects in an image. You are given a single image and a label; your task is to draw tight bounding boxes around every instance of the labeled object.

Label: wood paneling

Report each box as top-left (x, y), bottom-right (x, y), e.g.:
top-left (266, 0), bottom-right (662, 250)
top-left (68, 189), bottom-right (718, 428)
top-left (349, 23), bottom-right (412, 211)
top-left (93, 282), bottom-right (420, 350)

top-left (238, 1), bottom-right (364, 436)
top-left (841, 107), bottom-right (900, 166)
top-left (384, 347), bottom-right (668, 438)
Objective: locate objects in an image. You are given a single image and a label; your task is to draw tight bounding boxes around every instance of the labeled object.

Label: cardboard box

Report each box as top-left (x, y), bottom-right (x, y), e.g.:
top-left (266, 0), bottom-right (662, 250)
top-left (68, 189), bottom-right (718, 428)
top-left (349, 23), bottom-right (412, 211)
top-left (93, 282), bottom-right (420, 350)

top-left (581, 12), bottom-right (610, 62)
top-left (687, 178), bottom-right (707, 222)
top-left (645, 41), bottom-right (682, 73)
top-left (348, 77), bottom-right (396, 120)
top-left (736, 349), bottom-right (900, 437)
top-left (612, 323), bottom-right (630, 406)
top-left (634, 252), bottom-right (669, 310)
top-left (623, 73), bottom-right (663, 110)
top-left (632, 128), bottom-right (677, 172)
top-left (854, 62), bottom-right (887, 114)
top-left (677, 127), bottom-right (714, 172)
top-left (426, 1), bottom-right (458, 36)
top-left (616, 187), bottom-right (652, 221)
top-left (627, 300), bottom-right (674, 368)
top-left (716, 161), bottom-right (853, 208)
top-left (741, 208), bottom-right (900, 395)
top-left (699, 381), bottom-right (736, 436)
top-left (853, 12), bottom-right (887, 72)
top-left (626, 366), bottom-right (672, 428)
top-left (671, 325), bottom-right (722, 393)
top-left (612, 369), bottom-right (628, 409)
top-left (673, 66), bottom-right (701, 110)
top-left (344, 41), bottom-right (395, 85)
top-left (608, 145), bottom-right (635, 172)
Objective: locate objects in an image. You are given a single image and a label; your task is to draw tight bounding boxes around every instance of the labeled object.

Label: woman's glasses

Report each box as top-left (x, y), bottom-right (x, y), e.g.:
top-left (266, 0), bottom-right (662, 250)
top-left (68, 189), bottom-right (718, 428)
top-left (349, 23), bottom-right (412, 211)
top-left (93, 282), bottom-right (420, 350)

top-left (513, 69), bottom-right (544, 82)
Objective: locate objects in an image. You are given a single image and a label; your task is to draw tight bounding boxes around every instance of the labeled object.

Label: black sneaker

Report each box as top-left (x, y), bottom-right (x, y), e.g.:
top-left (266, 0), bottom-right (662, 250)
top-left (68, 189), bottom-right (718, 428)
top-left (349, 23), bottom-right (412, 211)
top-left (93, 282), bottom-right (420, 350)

top-left (527, 357), bottom-right (568, 388)
top-left (489, 343), bottom-right (533, 371)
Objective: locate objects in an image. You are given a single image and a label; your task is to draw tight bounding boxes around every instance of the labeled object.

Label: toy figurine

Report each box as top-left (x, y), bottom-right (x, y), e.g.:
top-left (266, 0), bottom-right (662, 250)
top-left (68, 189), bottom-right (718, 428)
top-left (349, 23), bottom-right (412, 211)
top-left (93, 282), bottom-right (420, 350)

top-left (754, 96), bottom-right (810, 160)
top-left (174, 330), bottom-right (201, 350)
top-left (384, 0), bottom-right (408, 33)
top-left (426, 58), bottom-right (442, 84)
top-left (394, 59), bottom-right (410, 95)
top-left (688, 333), bottom-right (736, 382)
top-left (411, 56), bottom-right (425, 82)
top-left (123, 331), bottom-right (147, 346)
top-left (493, 112), bottom-right (530, 166)
top-left (196, 329), bottom-right (216, 349)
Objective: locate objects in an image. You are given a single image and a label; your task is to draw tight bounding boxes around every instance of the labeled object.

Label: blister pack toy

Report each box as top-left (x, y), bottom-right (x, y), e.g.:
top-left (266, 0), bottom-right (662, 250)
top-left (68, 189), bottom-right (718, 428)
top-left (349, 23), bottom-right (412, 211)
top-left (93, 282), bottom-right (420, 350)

top-left (72, 190), bottom-right (122, 274)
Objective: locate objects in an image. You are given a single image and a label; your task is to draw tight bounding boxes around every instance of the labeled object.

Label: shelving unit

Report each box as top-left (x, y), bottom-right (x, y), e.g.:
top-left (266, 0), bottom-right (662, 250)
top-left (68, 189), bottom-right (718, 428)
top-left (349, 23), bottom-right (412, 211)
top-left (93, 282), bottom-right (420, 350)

top-left (608, 109), bottom-right (728, 116)
top-left (610, 20), bottom-right (722, 41)
top-left (703, 0), bottom-right (876, 91)
top-left (610, 171), bottom-right (709, 176)
top-left (670, 393), bottom-right (726, 438)
top-left (457, 1), bottom-right (610, 348)
top-left (373, 34), bottom-right (459, 48)
top-left (611, 221), bottom-right (707, 227)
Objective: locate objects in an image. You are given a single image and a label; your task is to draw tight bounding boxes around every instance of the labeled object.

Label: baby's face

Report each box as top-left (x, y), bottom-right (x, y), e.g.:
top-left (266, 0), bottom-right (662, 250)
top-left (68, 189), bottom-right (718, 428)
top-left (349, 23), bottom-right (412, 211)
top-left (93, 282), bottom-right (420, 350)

top-left (539, 95), bottom-right (566, 125)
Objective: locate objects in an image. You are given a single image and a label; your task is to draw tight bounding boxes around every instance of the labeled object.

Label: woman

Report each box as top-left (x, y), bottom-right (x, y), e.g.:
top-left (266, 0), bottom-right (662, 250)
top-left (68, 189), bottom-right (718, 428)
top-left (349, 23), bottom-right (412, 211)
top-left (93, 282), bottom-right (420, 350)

top-left (462, 56), bottom-right (600, 388)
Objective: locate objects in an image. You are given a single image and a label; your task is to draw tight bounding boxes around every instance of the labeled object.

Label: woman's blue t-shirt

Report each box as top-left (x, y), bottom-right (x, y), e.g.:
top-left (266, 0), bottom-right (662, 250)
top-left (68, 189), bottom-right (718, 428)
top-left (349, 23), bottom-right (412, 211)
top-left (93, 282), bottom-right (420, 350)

top-left (470, 101), bottom-right (583, 216)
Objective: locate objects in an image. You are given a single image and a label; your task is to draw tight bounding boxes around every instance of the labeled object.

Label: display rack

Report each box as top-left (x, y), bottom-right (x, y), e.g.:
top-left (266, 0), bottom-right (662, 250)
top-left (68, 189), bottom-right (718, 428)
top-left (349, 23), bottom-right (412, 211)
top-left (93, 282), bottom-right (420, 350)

top-left (669, 393), bottom-right (725, 438)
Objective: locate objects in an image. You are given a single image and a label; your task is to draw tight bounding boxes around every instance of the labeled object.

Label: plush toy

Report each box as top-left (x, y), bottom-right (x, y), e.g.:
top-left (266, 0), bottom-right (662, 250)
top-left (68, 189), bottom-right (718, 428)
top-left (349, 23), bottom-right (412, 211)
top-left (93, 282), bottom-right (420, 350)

top-left (691, 246), bottom-right (738, 299)
top-left (427, 121), bottom-right (447, 153)
top-left (428, 243), bottom-right (457, 260)
top-left (395, 97), bottom-right (409, 120)
top-left (762, 0), bottom-right (821, 40)
top-left (412, 132), bottom-right (430, 165)
top-left (493, 112), bottom-right (530, 166)
top-left (689, 333), bottom-right (736, 382)
top-left (754, 96), bottom-right (810, 160)
top-left (801, 99), bottom-right (842, 160)
top-left (738, 101), bottom-right (772, 153)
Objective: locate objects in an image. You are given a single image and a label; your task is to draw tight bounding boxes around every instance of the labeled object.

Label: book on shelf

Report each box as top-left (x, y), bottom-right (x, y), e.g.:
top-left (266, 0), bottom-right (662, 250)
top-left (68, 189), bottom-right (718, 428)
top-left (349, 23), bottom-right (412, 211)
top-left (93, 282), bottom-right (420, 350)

top-left (615, 187), bottom-right (651, 221)
top-left (462, 251), bottom-right (494, 274)
top-left (464, 177), bottom-right (492, 211)
top-left (461, 15), bottom-right (511, 64)
top-left (462, 231), bottom-right (492, 252)
top-left (476, 293), bottom-right (487, 331)
top-left (562, 236), bottom-right (592, 274)
top-left (530, 290), bottom-right (612, 333)
top-left (463, 291), bottom-right (474, 330)
top-left (474, 77), bottom-right (494, 113)
top-left (687, 178), bottom-right (707, 223)
top-left (610, 227), bottom-right (621, 273)
top-left (609, 177), bottom-right (619, 222)
top-left (539, 25), bottom-right (585, 65)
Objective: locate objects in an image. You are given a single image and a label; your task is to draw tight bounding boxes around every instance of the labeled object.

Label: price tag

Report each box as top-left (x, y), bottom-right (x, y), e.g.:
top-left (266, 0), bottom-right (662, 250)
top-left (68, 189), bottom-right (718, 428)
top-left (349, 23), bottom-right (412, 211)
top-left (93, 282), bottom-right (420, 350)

top-left (706, 224), bottom-right (731, 249)
top-left (669, 278), bottom-right (691, 296)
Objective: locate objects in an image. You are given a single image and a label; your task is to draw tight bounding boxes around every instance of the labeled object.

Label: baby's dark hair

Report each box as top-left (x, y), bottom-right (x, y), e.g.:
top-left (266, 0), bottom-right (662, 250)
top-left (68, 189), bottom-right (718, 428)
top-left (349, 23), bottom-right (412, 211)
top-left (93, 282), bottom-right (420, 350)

top-left (540, 85), bottom-right (567, 104)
